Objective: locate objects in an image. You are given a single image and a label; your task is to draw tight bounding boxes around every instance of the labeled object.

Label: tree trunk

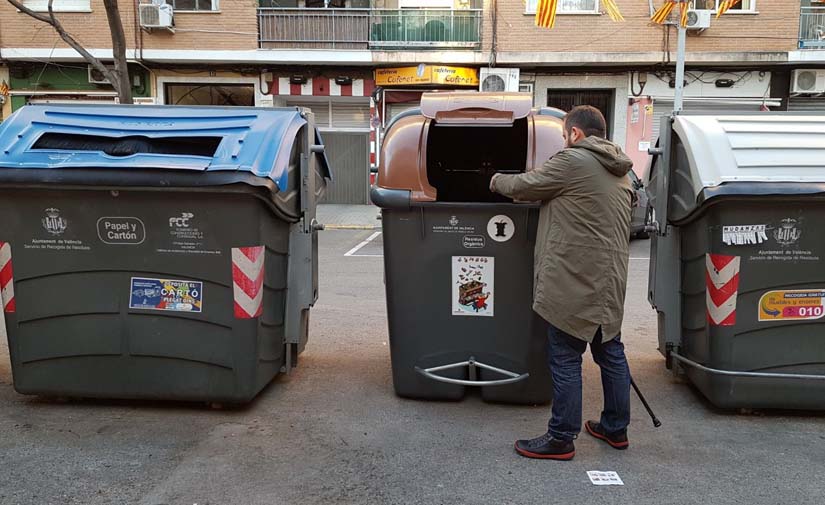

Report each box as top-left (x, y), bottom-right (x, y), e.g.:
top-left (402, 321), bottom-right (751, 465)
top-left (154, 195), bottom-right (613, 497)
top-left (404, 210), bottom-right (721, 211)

top-left (103, 0), bottom-right (133, 104)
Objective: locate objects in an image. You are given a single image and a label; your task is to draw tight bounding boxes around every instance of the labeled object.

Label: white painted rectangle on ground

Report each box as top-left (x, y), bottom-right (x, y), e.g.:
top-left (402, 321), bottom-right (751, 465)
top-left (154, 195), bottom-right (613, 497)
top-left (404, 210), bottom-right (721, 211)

top-left (587, 471), bottom-right (624, 486)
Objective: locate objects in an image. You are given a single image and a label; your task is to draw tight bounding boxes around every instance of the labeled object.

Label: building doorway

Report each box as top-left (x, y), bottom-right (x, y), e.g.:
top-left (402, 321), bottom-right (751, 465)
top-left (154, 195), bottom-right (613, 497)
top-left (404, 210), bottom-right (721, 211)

top-left (164, 83), bottom-right (255, 106)
top-left (547, 89), bottom-right (614, 139)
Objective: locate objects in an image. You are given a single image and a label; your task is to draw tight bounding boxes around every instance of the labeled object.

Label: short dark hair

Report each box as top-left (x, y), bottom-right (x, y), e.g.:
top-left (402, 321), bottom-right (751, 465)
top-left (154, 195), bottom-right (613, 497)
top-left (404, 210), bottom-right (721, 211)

top-left (564, 105), bottom-right (607, 139)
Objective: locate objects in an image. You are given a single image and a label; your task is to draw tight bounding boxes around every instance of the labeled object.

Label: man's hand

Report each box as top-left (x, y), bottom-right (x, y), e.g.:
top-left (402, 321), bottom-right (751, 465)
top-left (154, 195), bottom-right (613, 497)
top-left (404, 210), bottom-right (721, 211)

top-left (489, 173), bottom-right (500, 193)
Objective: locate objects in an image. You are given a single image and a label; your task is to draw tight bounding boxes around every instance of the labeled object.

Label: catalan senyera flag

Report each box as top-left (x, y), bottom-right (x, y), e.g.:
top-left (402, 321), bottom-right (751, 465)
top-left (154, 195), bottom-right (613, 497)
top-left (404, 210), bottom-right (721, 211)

top-left (651, 1), bottom-right (676, 24)
top-left (535, 0), bottom-right (558, 28)
top-left (0, 81), bottom-right (9, 97)
top-left (651, 0), bottom-right (738, 27)
top-left (716, 0), bottom-right (742, 18)
top-left (602, 0), bottom-right (625, 22)
top-left (536, 0), bottom-right (624, 27)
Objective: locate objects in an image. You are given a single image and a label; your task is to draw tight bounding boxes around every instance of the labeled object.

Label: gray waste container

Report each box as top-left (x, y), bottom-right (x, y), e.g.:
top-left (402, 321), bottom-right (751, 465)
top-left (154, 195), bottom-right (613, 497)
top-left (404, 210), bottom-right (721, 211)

top-left (0, 104), bottom-right (329, 403)
top-left (647, 113), bottom-right (825, 410)
top-left (371, 92), bottom-right (564, 405)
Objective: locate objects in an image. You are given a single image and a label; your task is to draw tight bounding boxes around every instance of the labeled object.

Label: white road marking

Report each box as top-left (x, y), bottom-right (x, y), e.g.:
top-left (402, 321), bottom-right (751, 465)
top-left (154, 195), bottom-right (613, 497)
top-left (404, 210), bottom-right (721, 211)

top-left (630, 257), bottom-right (650, 260)
top-left (344, 232), bottom-right (382, 257)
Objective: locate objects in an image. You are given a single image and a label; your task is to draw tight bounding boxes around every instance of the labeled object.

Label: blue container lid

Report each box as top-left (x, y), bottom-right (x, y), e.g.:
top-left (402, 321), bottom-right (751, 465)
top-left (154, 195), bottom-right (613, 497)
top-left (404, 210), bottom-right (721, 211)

top-left (0, 104), bottom-right (331, 192)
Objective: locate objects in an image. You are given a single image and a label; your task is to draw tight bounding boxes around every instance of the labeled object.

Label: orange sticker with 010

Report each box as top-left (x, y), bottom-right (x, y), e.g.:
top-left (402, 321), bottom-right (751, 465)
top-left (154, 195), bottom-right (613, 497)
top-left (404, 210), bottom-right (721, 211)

top-left (758, 290), bottom-right (825, 322)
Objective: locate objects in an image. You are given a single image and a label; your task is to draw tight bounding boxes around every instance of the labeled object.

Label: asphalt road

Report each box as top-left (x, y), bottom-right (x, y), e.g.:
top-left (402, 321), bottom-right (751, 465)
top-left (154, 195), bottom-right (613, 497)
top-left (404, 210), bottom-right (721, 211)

top-left (1, 230), bottom-right (823, 505)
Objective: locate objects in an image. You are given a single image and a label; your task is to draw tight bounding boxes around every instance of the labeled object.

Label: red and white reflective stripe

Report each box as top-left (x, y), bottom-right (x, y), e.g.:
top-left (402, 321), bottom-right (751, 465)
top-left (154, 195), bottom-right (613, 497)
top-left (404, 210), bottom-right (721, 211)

top-left (0, 241), bottom-right (15, 313)
top-left (370, 97), bottom-right (379, 177)
top-left (232, 246), bottom-right (265, 319)
top-left (369, 128), bottom-right (376, 166)
top-left (272, 77), bottom-right (377, 98)
top-left (706, 253), bottom-right (740, 326)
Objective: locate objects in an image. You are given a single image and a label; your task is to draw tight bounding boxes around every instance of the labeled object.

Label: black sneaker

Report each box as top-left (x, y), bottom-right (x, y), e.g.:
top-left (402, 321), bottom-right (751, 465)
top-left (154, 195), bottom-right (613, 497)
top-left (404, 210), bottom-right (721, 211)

top-left (585, 420), bottom-right (629, 450)
top-left (514, 433), bottom-right (576, 460)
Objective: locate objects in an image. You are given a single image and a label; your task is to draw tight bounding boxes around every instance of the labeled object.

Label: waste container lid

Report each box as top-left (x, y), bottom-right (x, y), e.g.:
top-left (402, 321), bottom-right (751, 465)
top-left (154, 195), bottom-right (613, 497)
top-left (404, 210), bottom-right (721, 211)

top-left (0, 104), bottom-right (330, 192)
top-left (674, 114), bottom-right (825, 195)
top-left (420, 92), bottom-right (533, 122)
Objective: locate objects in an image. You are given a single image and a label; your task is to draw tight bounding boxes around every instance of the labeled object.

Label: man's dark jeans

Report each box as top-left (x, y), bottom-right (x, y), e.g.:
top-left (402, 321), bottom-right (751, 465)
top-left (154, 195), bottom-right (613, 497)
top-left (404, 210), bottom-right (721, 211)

top-left (546, 324), bottom-right (631, 441)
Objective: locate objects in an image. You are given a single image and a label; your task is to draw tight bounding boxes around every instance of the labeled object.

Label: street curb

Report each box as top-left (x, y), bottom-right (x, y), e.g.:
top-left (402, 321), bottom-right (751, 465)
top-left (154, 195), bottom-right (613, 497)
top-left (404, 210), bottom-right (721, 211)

top-left (324, 224), bottom-right (381, 230)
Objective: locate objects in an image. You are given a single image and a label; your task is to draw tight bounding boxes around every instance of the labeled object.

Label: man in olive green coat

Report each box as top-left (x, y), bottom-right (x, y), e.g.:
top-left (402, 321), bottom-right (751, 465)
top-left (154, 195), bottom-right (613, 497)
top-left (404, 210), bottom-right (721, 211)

top-left (490, 106), bottom-right (634, 461)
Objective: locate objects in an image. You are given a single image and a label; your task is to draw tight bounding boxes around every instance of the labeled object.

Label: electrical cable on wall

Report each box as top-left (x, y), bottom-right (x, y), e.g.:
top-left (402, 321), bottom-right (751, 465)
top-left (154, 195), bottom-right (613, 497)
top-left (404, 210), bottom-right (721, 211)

top-left (630, 71), bottom-right (647, 97)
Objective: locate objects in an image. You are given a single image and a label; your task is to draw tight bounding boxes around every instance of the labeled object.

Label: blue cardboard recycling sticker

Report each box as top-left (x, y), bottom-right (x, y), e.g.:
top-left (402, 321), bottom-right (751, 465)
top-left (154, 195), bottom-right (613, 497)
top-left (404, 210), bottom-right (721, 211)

top-left (129, 277), bottom-right (203, 313)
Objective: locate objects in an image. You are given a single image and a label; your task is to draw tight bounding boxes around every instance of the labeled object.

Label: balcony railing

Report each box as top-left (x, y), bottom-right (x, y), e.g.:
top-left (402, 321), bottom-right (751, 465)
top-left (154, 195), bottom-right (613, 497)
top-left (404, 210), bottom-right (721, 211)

top-left (799, 6), bottom-right (825, 49)
top-left (369, 9), bottom-right (482, 49)
top-left (257, 8), bottom-right (482, 50)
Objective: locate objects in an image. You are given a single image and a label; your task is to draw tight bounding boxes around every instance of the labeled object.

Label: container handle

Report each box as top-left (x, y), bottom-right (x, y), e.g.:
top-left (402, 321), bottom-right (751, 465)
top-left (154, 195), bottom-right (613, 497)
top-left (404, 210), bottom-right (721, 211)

top-left (414, 357), bottom-right (529, 387)
top-left (670, 351), bottom-right (825, 381)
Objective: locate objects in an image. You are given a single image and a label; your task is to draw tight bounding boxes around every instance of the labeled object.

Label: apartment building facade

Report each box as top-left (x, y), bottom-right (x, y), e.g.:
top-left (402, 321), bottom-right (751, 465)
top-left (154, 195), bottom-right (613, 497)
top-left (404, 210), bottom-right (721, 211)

top-left (0, 0), bottom-right (822, 202)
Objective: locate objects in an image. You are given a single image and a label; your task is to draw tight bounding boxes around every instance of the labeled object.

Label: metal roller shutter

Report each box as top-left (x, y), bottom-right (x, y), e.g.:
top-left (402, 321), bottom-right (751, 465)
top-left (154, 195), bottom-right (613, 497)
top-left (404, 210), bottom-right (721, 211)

top-left (387, 103), bottom-right (420, 122)
top-left (788, 97), bottom-right (825, 111)
top-left (331, 102), bottom-right (371, 129)
top-left (284, 99), bottom-right (331, 128)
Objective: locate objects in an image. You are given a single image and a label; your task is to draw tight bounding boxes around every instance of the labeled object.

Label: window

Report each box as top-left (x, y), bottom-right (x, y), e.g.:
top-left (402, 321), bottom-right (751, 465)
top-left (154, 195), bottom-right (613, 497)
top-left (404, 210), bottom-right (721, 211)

top-left (690, 0), bottom-right (756, 12)
top-left (170, 0), bottom-right (219, 12)
top-left (718, 0), bottom-right (755, 12)
top-left (21, 0), bottom-right (90, 12)
top-left (526, 0), bottom-right (599, 15)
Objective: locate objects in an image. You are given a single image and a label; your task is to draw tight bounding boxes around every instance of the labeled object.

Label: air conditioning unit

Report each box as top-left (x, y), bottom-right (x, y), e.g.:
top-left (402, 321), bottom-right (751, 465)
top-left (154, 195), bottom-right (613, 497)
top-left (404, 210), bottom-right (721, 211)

top-left (686, 9), bottom-right (711, 30)
top-left (139, 2), bottom-right (174, 30)
top-left (791, 69), bottom-right (825, 94)
top-left (88, 65), bottom-right (112, 85)
top-left (480, 68), bottom-right (520, 92)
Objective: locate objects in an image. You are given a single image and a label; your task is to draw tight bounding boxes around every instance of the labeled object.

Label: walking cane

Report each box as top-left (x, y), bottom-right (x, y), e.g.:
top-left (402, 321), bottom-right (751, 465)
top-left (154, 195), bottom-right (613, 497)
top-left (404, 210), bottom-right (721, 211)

top-left (630, 377), bottom-right (662, 427)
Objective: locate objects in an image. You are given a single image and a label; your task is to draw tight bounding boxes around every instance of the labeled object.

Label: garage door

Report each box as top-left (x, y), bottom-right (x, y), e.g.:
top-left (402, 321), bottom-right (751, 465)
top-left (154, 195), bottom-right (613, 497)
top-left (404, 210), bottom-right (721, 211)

top-left (285, 99), bottom-right (370, 128)
top-left (788, 97), bottom-right (825, 111)
top-left (285, 99), bottom-right (371, 204)
top-left (321, 132), bottom-right (370, 204)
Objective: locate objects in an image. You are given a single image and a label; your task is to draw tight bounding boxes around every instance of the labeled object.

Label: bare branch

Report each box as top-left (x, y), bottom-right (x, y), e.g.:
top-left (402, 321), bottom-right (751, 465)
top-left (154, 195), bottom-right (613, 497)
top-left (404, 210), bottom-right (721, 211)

top-left (7, 0), bottom-right (120, 91)
top-left (47, 0), bottom-right (120, 85)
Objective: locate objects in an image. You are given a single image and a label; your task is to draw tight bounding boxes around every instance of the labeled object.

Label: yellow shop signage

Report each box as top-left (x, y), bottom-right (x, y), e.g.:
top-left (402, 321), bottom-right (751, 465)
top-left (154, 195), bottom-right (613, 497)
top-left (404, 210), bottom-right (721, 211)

top-left (375, 66), bottom-right (479, 87)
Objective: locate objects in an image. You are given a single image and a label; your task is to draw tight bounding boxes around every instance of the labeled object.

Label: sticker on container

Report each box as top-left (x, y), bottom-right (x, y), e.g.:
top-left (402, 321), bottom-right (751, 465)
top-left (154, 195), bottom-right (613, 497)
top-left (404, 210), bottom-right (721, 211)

top-left (0, 241), bottom-right (15, 313)
top-left (487, 215), bottom-right (515, 243)
top-left (129, 277), bottom-right (203, 313)
top-left (232, 246), bottom-right (265, 319)
top-left (452, 256), bottom-right (494, 317)
top-left (722, 225), bottom-right (768, 246)
top-left (706, 253), bottom-right (740, 326)
top-left (758, 289), bottom-right (825, 322)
